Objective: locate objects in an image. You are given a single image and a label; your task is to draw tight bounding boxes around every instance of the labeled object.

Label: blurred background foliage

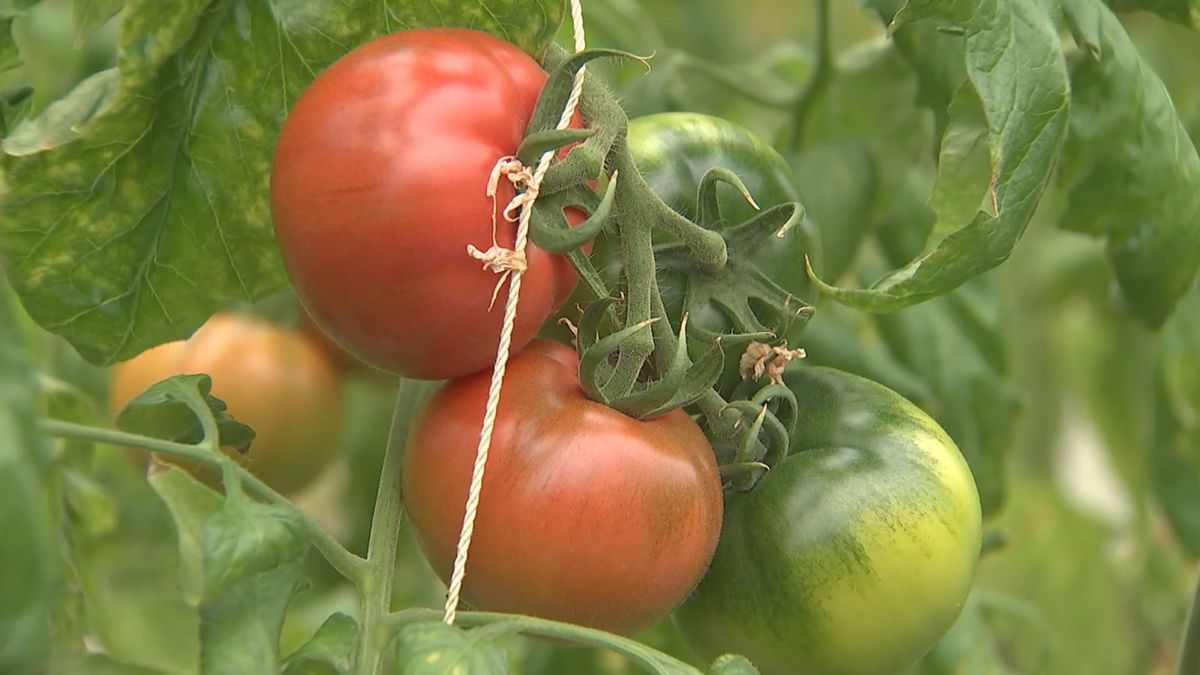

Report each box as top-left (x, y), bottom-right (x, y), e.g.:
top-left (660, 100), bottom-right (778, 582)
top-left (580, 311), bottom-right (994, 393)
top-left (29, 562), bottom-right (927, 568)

top-left (2, 0), bottom-right (1198, 673)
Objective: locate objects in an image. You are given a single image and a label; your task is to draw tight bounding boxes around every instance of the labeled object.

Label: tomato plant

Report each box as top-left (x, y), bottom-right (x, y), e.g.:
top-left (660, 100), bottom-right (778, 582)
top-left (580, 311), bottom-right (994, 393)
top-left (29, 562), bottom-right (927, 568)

top-left (676, 367), bottom-right (981, 675)
top-left (109, 312), bottom-right (344, 495)
top-left (402, 340), bottom-right (723, 636)
top-left (4, 1), bottom-right (1200, 674)
top-left (271, 28), bottom-right (580, 380)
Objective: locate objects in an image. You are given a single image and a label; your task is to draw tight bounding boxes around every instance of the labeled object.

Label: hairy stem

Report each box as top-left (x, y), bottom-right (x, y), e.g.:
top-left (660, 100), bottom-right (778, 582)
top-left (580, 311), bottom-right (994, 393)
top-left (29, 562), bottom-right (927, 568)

top-left (355, 380), bottom-right (422, 675)
top-left (605, 139), bottom-right (659, 398)
top-left (645, 278), bottom-right (738, 442)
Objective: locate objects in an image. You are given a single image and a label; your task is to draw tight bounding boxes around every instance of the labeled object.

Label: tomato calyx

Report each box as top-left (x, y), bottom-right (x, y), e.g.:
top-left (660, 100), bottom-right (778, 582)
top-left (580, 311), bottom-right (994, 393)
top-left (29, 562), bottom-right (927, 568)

top-left (657, 198), bottom-right (815, 341)
top-left (572, 307), bottom-right (725, 419)
top-left (515, 45), bottom-right (803, 484)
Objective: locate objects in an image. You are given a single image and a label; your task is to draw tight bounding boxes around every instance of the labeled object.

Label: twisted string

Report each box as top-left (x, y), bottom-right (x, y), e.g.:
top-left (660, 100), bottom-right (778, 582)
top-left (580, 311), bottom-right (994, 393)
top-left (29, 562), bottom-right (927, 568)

top-left (443, 0), bottom-right (589, 625)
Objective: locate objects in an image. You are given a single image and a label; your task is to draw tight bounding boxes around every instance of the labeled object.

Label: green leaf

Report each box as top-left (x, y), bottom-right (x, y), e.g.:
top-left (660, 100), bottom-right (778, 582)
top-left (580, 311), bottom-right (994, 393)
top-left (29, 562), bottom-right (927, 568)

top-left (0, 278), bottom-right (68, 674)
top-left (393, 621), bottom-right (509, 675)
top-left (63, 466), bottom-right (119, 537)
top-left (149, 466), bottom-right (222, 605)
top-left (1, 67), bottom-right (118, 154)
top-left (150, 463), bottom-right (309, 672)
top-left (1107, 0), bottom-right (1197, 26)
top-left (0, 85), bottom-right (33, 138)
top-left (796, 38), bottom-right (933, 282)
top-left (862, 0), bottom-right (969, 134)
top-left (793, 141), bottom-right (876, 282)
top-left (1059, 0), bottom-right (1200, 327)
top-left (37, 374), bottom-right (100, 425)
top-left (116, 373), bottom-right (255, 452)
top-left (710, 654), bottom-right (760, 675)
top-left (201, 492), bottom-right (310, 599)
top-left (57, 653), bottom-right (167, 675)
top-left (282, 613), bottom-right (358, 675)
top-left (1153, 285), bottom-right (1200, 553)
top-left (926, 86), bottom-right (991, 242)
top-left (73, 0), bottom-right (123, 42)
top-left (0, 0), bottom-right (564, 366)
top-left (1151, 395), bottom-right (1200, 554)
top-left (199, 561), bottom-right (307, 675)
top-left (905, 593), bottom-right (1017, 675)
top-left (390, 0), bottom-right (564, 58)
top-left (1181, 568), bottom-right (1200, 675)
top-left (811, 0), bottom-right (1069, 312)
top-left (800, 304), bottom-right (935, 406)
top-left (1, 16), bottom-right (19, 72)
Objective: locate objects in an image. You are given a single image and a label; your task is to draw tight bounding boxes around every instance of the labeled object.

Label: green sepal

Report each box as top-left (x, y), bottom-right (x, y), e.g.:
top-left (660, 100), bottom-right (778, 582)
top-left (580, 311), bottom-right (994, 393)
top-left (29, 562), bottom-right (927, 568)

top-left (726, 400), bottom-right (790, 489)
top-left (529, 178), bottom-right (616, 254)
top-left (517, 127), bottom-right (595, 165)
top-left (722, 201), bottom-right (806, 246)
top-left (732, 404), bottom-right (768, 477)
top-left (578, 319), bottom-right (657, 404)
top-left (660, 202), bottom-right (814, 343)
top-left (697, 167), bottom-right (759, 230)
top-left (751, 383), bottom-right (799, 438)
top-left (718, 461), bottom-right (771, 483)
top-left (576, 296), bottom-right (618, 355)
top-left (607, 315), bottom-right (693, 417)
top-left (528, 48), bottom-right (647, 136)
top-left (636, 339), bottom-right (726, 419)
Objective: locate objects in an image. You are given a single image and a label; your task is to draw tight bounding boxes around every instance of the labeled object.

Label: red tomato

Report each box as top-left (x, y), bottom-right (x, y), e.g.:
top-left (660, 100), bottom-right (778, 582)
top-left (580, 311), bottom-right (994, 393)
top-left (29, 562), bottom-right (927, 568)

top-left (402, 340), bottom-right (723, 635)
top-left (271, 28), bottom-right (581, 380)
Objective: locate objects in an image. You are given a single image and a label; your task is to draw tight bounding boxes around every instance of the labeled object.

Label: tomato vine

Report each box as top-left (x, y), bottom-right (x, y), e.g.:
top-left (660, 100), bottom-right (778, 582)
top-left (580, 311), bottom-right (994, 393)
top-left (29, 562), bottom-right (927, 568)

top-left (5, 0), bottom-right (1200, 673)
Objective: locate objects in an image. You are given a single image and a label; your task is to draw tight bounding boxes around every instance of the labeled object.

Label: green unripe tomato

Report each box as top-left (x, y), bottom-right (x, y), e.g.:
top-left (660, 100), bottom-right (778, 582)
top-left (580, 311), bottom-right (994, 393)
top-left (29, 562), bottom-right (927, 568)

top-left (627, 112), bottom-right (822, 336)
top-left (676, 366), bottom-right (982, 675)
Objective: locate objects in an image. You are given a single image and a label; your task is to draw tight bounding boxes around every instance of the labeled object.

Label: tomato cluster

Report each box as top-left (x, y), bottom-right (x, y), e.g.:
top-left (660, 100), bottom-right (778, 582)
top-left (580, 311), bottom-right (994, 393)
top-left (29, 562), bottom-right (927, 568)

top-left (268, 27), bottom-right (727, 634)
top-left (141, 25), bottom-right (976, 666)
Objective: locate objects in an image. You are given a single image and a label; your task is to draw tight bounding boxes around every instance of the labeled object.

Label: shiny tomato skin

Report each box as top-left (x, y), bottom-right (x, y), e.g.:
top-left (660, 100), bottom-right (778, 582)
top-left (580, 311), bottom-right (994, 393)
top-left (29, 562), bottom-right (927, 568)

top-left (109, 313), bottom-right (345, 495)
top-left (402, 340), bottom-right (723, 635)
top-left (272, 28), bottom-right (580, 380)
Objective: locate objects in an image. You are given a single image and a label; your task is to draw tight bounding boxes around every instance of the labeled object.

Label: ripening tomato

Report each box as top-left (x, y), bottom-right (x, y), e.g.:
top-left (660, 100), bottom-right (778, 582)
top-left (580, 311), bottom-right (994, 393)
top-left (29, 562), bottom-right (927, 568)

top-left (271, 28), bottom-right (581, 380)
top-left (109, 313), bottom-right (345, 494)
top-left (676, 367), bottom-right (982, 675)
top-left (402, 340), bottom-right (723, 635)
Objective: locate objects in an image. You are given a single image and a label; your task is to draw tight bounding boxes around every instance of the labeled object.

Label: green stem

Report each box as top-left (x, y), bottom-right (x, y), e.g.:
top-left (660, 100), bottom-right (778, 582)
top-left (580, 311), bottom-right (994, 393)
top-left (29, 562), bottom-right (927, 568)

top-left (39, 418), bottom-right (365, 582)
top-left (354, 380), bottom-right (420, 675)
top-left (382, 609), bottom-right (703, 675)
top-left (646, 282), bottom-right (738, 441)
top-left (1180, 565), bottom-right (1200, 675)
top-left (606, 139), bottom-right (659, 398)
top-left (786, 0), bottom-right (832, 151)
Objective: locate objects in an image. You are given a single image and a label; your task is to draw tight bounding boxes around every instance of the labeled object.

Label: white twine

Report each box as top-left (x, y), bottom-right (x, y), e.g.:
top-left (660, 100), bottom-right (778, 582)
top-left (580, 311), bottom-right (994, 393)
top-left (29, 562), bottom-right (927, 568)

top-left (443, 0), bottom-right (589, 625)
